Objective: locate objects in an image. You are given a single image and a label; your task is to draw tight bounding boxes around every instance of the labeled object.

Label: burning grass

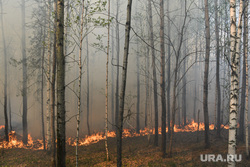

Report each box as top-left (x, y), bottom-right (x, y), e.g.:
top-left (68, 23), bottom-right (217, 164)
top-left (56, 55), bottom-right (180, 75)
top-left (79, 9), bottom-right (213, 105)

top-left (0, 120), bottom-right (230, 150)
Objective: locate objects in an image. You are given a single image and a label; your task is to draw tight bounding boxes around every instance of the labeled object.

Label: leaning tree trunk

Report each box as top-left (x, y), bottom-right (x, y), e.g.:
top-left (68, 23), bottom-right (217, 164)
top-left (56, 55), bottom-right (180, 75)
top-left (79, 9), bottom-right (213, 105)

top-left (203, 0), bottom-right (210, 149)
top-left (244, 0), bottom-right (249, 157)
top-left (21, 0), bottom-right (28, 145)
top-left (215, 0), bottom-right (221, 137)
top-left (228, 0), bottom-right (244, 166)
top-left (0, 0), bottom-right (9, 142)
top-left (116, 1), bottom-right (132, 166)
top-left (148, 0), bottom-right (158, 146)
top-left (56, 0), bottom-right (65, 166)
top-left (160, 0), bottom-right (166, 158)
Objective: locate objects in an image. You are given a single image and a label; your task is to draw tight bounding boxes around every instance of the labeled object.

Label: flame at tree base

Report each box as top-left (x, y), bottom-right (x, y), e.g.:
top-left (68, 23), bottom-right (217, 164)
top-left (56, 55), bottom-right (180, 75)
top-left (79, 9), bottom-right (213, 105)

top-left (0, 120), bottom-right (230, 150)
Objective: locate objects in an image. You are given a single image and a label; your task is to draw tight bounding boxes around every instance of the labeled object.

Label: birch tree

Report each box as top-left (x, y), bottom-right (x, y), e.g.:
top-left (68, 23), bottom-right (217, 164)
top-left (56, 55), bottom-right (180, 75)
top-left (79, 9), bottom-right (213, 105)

top-left (228, 0), bottom-right (244, 166)
top-left (76, 1), bottom-right (84, 166)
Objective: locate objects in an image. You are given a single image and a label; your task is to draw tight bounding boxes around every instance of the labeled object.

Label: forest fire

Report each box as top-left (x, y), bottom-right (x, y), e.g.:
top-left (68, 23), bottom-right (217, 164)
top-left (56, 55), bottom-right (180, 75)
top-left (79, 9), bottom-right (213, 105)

top-left (0, 121), bottom-right (230, 150)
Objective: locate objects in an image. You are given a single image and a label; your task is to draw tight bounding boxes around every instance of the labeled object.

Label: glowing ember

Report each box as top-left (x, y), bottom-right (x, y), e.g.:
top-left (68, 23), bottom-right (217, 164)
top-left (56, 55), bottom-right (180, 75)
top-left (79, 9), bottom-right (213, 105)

top-left (0, 121), bottom-right (232, 150)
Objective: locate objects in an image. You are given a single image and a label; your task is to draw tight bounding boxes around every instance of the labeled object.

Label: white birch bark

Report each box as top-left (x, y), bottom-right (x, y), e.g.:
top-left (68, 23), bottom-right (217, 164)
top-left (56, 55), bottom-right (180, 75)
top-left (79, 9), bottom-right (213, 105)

top-left (76, 1), bottom-right (84, 166)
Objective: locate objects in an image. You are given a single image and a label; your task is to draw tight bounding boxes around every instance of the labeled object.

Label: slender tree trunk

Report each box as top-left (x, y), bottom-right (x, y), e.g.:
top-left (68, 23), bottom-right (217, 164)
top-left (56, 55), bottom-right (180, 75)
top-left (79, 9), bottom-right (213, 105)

top-left (111, 23), bottom-right (115, 130)
top-left (117, 1), bottom-right (132, 166)
top-left (203, 0), bottom-right (210, 149)
top-left (41, 24), bottom-right (46, 150)
top-left (0, 0), bottom-right (9, 142)
top-left (160, 0), bottom-right (166, 158)
top-left (166, 0), bottom-right (171, 138)
top-left (105, 0), bottom-right (110, 161)
top-left (193, 34), bottom-right (198, 122)
top-left (115, 0), bottom-right (120, 131)
top-left (21, 0), bottom-right (28, 145)
top-left (8, 97), bottom-right (12, 131)
top-left (244, 0), bottom-right (249, 157)
top-left (182, 40), bottom-right (187, 126)
top-left (86, 31), bottom-right (91, 136)
top-left (50, 1), bottom-right (57, 166)
top-left (76, 1), bottom-right (84, 166)
top-left (215, 0), bottom-right (221, 137)
top-left (148, 0), bottom-right (158, 146)
top-left (46, 0), bottom-right (52, 151)
top-left (239, 0), bottom-right (246, 142)
top-left (228, 0), bottom-right (244, 166)
top-left (56, 0), bottom-right (65, 166)
top-left (136, 38), bottom-right (141, 132)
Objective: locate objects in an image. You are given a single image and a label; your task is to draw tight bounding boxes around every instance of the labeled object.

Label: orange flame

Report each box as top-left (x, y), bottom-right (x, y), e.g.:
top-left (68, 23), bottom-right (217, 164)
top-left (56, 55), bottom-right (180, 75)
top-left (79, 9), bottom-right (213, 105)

top-left (0, 125), bottom-right (4, 130)
top-left (0, 121), bottom-right (232, 149)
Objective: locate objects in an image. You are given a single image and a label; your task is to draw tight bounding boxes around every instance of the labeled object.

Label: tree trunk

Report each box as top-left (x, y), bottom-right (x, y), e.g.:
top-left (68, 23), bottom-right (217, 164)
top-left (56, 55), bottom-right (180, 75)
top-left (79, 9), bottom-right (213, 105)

top-left (21, 0), bottom-right (28, 145)
top-left (86, 27), bottom-right (91, 136)
top-left (203, 0), bottom-right (210, 149)
top-left (166, 0), bottom-right (171, 138)
top-left (148, 0), bottom-right (158, 146)
top-left (136, 38), bottom-right (140, 132)
top-left (116, 1), bottom-right (132, 166)
top-left (160, 0), bottom-right (166, 158)
top-left (182, 40), bottom-right (187, 126)
top-left (105, 0), bottom-right (110, 161)
top-left (41, 23), bottom-right (46, 150)
top-left (215, 0), bottom-right (221, 137)
top-left (76, 1), bottom-right (84, 167)
top-left (115, 0), bottom-right (120, 131)
top-left (239, 0), bottom-right (246, 142)
top-left (228, 0), bottom-right (244, 166)
top-left (46, 0), bottom-right (52, 151)
top-left (0, 0), bottom-right (9, 142)
top-left (244, 0), bottom-right (249, 157)
top-left (8, 97), bottom-right (12, 131)
top-left (56, 0), bottom-right (65, 166)
top-left (50, 0), bottom-right (57, 166)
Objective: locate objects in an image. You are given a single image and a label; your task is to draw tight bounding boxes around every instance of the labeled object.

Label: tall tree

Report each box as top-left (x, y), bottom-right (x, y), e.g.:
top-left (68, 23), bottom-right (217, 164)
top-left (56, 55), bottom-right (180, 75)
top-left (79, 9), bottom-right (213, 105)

top-left (115, 0), bottom-right (120, 131)
top-left (76, 1), bottom-right (84, 166)
top-left (166, 0), bottom-right (171, 138)
top-left (160, 0), bottom-right (166, 158)
top-left (46, 0), bottom-right (52, 151)
top-left (105, 0), bottom-right (110, 161)
top-left (50, 0), bottom-right (57, 165)
top-left (228, 0), bottom-right (244, 166)
top-left (203, 0), bottom-right (210, 148)
top-left (215, 0), bottom-right (221, 137)
top-left (244, 0), bottom-right (249, 157)
top-left (148, 0), bottom-right (158, 146)
top-left (116, 0), bottom-right (132, 166)
top-left (0, 0), bottom-right (9, 142)
top-left (21, 0), bottom-right (28, 145)
top-left (56, 0), bottom-right (65, 166)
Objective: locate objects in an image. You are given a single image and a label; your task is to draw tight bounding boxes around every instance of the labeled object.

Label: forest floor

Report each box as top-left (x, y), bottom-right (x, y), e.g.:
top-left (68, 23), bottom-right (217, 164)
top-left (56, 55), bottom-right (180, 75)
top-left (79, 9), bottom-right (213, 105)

top-left (0, 129), bottom-right (250, 167)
